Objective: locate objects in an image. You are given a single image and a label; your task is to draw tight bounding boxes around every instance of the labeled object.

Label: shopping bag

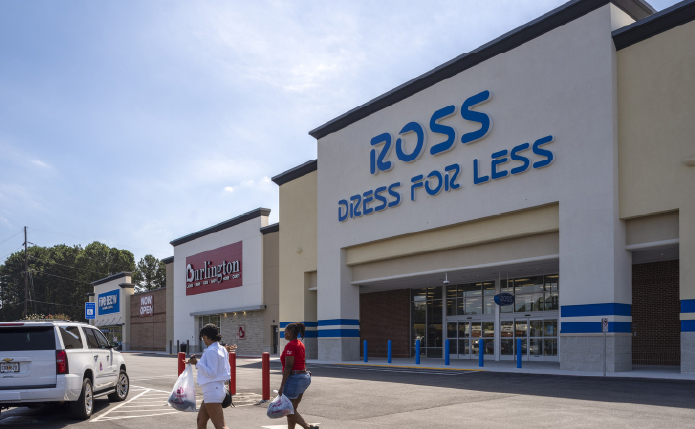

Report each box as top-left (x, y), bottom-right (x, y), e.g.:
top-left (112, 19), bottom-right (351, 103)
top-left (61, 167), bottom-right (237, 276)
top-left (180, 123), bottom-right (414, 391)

top-left (266, 390), bottom-right (294, 419)
top-left (167, 364), bottom-right (197, 412)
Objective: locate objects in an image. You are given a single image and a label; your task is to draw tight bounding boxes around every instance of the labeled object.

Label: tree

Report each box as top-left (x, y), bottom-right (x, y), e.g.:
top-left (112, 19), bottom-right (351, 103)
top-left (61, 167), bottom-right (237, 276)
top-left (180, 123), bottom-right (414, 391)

top-left (0, 241), bottom-right (136, 322)
top-left (132, 254), bottom-right (166, 292)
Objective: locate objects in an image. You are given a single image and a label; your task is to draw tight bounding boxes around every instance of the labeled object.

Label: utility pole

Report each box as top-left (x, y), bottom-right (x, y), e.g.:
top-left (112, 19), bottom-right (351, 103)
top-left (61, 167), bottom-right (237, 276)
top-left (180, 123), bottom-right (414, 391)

top-left (24, 226), bottom-right (28, 319)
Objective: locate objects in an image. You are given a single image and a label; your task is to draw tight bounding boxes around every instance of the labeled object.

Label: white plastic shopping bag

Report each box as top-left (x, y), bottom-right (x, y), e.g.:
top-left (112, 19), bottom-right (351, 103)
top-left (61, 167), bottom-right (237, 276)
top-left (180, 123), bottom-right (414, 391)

top-left (267, 390), bottom-right (294, 419)
top-left (168, 364), bottom-right (197, 412)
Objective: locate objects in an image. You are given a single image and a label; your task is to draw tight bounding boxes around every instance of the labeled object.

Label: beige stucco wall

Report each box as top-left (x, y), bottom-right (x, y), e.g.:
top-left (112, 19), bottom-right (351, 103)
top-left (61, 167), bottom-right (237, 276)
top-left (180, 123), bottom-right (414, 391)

top-left (165, 261), bottom-right (174, 352)
top-left (617, 19), bottom-right (695, 306)
top-left (346, 203), bottom-right (558, 266)
top-left (262, 231), bottom-right (280, 353)
top-left (352, 231), bottom-right (559, 282)
top-left (625, 211), bottom-right (679, 246)
top-left (278, 171), bottom-right (318, 325)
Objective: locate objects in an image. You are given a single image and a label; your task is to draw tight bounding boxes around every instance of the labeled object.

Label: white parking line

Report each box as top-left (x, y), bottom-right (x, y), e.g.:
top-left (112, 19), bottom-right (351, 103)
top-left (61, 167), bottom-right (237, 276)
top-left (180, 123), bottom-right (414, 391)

top-left (92, 388), bottom-right (151, 422)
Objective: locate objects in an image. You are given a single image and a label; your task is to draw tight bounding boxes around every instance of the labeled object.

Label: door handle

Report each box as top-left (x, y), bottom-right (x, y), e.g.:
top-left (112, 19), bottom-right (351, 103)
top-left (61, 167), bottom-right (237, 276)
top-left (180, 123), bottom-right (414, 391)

top-left (94, 356), bottom-right (98, 362)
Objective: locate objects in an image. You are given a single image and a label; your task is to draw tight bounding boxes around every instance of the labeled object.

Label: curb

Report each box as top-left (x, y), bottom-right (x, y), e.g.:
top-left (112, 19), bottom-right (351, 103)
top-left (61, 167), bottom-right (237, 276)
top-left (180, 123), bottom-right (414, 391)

top-left (332, 363), bottom-right (486, 372)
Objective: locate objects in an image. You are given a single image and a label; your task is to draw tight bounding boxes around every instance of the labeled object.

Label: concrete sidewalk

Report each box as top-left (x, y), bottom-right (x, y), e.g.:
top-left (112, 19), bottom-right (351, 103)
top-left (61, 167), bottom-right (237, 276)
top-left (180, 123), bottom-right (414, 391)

top-left (307, 357), bottom-right (695, 381)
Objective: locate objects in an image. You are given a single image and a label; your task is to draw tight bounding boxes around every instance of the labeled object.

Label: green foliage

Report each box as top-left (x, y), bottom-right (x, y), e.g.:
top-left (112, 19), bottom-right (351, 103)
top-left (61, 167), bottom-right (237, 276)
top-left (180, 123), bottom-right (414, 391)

top-left (0, 242), bottom-right (135, 322)
top-left (132, 254), bottom-right (166, 292)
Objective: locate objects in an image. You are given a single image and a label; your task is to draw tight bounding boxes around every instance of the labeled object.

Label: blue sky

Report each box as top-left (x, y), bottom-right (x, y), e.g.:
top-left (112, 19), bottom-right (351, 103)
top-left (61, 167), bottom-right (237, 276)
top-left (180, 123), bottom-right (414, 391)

top-left (0, 0), bottom-right (680, 264)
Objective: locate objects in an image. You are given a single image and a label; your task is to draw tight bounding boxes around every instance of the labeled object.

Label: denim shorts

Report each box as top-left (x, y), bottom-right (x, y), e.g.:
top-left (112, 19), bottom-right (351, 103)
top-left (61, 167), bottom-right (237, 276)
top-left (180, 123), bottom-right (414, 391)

top-left (283, 372), bottom-right (311, 399)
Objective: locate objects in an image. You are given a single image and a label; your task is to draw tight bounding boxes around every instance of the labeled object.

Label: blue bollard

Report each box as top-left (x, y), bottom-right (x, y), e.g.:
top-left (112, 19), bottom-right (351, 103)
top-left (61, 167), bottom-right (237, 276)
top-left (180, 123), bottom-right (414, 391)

top-left (479, 339), bottom-right (484, 367)
top-left (445, 339), bottom-right (450, 366)
top-left (388, 340), bottom-right (392, 364)
top-left (415, 339), bottom-right (421, 365)
top-left (517, 339), bottom-right (522, 368)
top-left (364, 340), bottom-right (368, 363)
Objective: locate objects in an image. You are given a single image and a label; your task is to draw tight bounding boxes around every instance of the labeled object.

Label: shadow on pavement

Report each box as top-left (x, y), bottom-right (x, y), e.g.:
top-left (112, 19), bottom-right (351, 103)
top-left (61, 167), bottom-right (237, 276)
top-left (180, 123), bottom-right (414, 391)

top-left (238, 359), bottom-right (695, 411)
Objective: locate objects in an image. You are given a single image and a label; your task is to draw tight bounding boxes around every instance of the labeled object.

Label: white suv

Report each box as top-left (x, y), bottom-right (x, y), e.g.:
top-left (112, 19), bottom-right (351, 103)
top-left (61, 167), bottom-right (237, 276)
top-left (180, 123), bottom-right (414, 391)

top-left (0, 321), bottom-right (129, 419)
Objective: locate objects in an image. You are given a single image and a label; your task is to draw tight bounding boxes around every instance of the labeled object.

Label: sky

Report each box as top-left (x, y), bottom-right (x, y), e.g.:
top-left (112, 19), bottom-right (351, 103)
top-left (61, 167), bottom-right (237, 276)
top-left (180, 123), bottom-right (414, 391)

top-left (0, 0), bottom-right (681, 265)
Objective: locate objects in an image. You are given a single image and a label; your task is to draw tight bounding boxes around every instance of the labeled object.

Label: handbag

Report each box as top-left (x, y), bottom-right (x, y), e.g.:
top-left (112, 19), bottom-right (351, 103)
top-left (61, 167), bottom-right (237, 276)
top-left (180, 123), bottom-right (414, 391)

top-left (222, 388), bottom-right (233, 408)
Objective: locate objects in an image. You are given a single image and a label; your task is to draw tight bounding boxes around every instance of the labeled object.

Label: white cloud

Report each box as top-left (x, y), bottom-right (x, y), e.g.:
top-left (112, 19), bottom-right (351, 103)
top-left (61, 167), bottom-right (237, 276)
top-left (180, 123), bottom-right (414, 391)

top-left (224, 186), bottom-right (234, 193)
top-left (30, 159), bottom-right (49, 168)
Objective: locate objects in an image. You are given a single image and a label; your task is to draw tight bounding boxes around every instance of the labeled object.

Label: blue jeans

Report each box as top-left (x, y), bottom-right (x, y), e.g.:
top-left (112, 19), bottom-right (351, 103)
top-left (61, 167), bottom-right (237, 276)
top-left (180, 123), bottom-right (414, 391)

top-left (284, 372), bottom-right (311, 399)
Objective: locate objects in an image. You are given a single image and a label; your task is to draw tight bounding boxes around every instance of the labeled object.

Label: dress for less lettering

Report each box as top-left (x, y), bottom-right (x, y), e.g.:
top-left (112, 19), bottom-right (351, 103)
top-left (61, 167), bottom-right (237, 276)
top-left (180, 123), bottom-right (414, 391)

top-left (338, 89), bottom-right (555, 222)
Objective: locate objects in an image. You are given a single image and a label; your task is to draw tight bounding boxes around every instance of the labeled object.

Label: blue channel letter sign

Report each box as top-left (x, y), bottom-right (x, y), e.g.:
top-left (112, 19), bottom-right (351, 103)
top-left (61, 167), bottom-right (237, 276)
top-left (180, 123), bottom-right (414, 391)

top-left (85, 302), bottom-right (96, 320)
top-left (97, 289), bottom-right (120, 315)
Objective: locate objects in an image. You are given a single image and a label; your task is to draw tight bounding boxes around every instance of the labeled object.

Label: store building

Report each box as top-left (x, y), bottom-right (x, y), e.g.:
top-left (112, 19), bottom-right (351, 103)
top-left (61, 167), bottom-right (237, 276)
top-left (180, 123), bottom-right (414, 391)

top-left (170, 208), bottom-right (280, 355)
top-left (87, 272), bottom-right (135, 351)
top-left (129, 287), bottom-right (167, 351)
top-left (275, 0), bottom-right (695, 372)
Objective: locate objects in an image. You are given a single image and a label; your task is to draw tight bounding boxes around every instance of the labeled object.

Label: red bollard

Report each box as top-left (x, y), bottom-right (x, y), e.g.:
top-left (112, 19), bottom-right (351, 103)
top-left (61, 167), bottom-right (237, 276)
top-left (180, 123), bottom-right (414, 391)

top-left (178, 352), bottom-right (186, 376)
top-left (229, 352), bottom-right (236, 395)
top-left (262, 352), bottom-right (270, 400)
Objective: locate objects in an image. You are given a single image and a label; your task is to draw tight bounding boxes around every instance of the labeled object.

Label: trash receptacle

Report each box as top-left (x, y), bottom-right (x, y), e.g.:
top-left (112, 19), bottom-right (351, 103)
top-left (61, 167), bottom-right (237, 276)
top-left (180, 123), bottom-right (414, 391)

top-left (180, 344), bottom-right (187, 354)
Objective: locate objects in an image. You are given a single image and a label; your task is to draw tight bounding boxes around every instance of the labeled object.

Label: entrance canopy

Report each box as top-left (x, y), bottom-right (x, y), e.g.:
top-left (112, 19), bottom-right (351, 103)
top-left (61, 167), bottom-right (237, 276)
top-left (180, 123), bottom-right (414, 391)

top-left (354, 255), bottom-right (559, 293)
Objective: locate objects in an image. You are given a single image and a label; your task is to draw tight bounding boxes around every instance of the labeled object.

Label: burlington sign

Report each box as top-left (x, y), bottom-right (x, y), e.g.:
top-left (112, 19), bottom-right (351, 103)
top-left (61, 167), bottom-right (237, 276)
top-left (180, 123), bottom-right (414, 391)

top-left (185, 241), bottom-right (243, 296)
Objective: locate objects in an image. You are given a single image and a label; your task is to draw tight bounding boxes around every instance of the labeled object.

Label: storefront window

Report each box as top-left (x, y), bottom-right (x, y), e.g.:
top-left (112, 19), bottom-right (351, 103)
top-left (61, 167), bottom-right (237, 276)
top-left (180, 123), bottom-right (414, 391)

top-left (412, 287), bottom-right (443, 357)
top-left (446, 282), bottom-right (498, 316)
top-left (500, 274), bottom-right (559, 313)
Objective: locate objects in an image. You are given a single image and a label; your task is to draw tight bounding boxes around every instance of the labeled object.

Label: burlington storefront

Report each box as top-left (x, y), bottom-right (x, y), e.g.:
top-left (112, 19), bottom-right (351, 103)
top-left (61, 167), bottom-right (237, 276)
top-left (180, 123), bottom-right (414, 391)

top-left (170, 208), bottom-right (279, 355)
top-left (275, 0), bottom-right (695, 373)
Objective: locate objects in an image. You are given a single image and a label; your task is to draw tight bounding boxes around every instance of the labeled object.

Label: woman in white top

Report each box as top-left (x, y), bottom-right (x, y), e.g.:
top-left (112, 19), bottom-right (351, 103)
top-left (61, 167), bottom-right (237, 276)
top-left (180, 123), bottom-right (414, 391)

top-left (187, 324), bottom-right (230, 429)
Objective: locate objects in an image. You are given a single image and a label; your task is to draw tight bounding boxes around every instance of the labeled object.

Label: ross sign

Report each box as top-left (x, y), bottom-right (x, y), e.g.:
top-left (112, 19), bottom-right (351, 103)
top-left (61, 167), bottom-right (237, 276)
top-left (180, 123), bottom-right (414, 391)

top-left (85, 302), bottom-right (96, 320)
top-left (337, 89), bottom-right (556, 223)
top-left (494, 293), bottom-right (515, 306)
top-left (97, 289), bottom-right (120, 315)
top-left (139, 294), bottom-right (154, 317)
top-left (185, 241), bottom-right (243, 296)
top-left (602, 318), bottom-right (609, 333)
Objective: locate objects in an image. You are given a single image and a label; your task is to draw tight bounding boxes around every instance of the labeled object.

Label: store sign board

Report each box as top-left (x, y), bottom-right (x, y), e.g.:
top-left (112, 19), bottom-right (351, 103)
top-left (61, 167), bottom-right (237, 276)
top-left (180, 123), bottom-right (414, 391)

top-left (98, 289), bottom-right (120, 315)
top-left (494, 293), bottom-right (514, 306)
top-left (186, 241), bottom-right (243, 296)
top-left (602, 318), bottom-right (609, 333)
top-left (337, 89), bottom-right (556, 223)
top-left (139, 294), bottom-right (154, 317)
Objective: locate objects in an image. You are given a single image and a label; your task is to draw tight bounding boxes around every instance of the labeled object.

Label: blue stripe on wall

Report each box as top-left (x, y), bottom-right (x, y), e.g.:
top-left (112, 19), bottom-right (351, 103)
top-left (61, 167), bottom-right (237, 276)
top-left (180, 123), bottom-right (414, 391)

top-left (317, 329), bottom-right (360, 338)
top-left (318, 319), bottom-right (360, 326)
top-left (682, 320), bottom-right (695, 332)
top-left (561, 303), bottom-right (631, 317)
top-left (280, 321), bottom-right (318, 328)
top-left (303, 331), bottom-right (318, 338)
top-left (561, 322), bottom-right (631, 334)
top-left (681, 300), bottom-right (695, 313)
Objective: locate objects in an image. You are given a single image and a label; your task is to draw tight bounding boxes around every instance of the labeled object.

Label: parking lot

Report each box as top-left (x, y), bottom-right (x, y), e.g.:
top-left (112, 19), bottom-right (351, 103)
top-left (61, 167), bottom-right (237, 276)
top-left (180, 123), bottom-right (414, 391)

top-left (1, 353), bottom-right (695, 428)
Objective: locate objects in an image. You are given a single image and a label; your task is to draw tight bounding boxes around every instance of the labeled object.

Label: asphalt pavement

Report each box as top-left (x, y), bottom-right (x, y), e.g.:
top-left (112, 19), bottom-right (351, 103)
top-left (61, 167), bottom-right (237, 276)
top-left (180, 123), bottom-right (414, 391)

top-left (1, 353), bottom-right (694, 428)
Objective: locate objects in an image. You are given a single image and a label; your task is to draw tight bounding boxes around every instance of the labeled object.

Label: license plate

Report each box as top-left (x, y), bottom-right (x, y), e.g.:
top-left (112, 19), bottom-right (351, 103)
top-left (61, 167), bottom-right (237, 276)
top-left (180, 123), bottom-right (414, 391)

top-left (0, 363), bottom-right (19, 373)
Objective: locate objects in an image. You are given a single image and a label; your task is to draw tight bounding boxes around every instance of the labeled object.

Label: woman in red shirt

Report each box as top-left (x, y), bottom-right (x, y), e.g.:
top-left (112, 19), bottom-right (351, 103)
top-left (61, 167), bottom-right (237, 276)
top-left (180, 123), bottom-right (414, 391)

top-left (278, 322), bottom-right (318, 429)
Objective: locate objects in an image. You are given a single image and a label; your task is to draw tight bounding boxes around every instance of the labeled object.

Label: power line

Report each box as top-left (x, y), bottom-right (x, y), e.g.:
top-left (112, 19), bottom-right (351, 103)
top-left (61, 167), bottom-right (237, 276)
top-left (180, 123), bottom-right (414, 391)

top-left (0, 230), bottom-right (23, 247)
top-left (0, 244), bottom-right (25, 264)
top-left (28, 299), bottom-right (83, 309)
top-left (29, 269), bottom-right (93, 285)
top-left (28, 255), bottom-right (110, 276)
top-left (29, 227), bottom-right (172, 255)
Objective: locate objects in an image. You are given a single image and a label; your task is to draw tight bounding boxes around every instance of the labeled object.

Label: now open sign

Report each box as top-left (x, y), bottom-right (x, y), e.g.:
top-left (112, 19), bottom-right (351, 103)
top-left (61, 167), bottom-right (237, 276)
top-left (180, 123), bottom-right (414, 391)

top-left (139, 294), bottom-right (154, 317)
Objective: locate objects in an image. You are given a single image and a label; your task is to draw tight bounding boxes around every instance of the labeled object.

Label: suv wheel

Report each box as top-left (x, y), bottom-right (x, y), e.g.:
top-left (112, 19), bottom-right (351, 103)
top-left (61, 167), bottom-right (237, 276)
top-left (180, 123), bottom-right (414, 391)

top-left (108, 370), bottom-right (129, 402)
top-left (69, 377), bottom-right (93, 419)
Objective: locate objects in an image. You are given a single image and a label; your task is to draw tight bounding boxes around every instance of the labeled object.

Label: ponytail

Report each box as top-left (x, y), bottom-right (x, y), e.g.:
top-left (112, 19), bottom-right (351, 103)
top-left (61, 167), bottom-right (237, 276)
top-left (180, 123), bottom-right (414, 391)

top-left (287, 322), bottom-right (306, 339)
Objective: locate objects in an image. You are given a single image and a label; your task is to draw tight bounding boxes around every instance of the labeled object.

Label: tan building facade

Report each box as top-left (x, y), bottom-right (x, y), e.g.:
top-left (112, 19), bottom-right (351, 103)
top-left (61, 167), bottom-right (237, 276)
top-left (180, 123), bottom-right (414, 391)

top-left (273, 0), bottom-right (695, 373)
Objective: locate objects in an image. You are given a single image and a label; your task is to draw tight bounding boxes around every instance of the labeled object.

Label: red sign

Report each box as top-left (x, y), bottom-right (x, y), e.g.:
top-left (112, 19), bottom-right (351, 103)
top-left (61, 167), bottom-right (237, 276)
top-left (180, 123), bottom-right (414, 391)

top-left (139, 294), bottom-right (154, 317)
top-left (185, 241), bottom-right (243, 295)
top-left (238, 325), bottom-right (246, 340)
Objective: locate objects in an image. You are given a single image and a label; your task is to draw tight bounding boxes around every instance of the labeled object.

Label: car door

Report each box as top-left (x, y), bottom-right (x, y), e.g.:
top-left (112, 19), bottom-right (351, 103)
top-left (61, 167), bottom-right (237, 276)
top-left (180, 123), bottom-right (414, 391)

top-left (92, 329), bottom-right (118, 382)
top-left (82, 328), bottom-right (114, 390)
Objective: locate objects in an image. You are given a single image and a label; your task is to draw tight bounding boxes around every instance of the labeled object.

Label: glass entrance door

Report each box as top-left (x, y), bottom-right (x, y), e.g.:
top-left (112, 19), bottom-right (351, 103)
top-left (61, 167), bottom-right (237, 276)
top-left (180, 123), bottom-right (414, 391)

top-left (447, 321), bottom-right (494, 360)
top-left (500, 317), bottom-right (558, 361)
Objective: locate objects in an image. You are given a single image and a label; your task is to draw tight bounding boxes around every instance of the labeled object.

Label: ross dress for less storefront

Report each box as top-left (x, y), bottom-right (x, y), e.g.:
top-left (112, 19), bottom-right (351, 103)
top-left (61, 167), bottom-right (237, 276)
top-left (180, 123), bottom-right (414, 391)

top-left (171, 208), bottom-right (279, 355)
top-left (275, 0), bottom-right (695, 373)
